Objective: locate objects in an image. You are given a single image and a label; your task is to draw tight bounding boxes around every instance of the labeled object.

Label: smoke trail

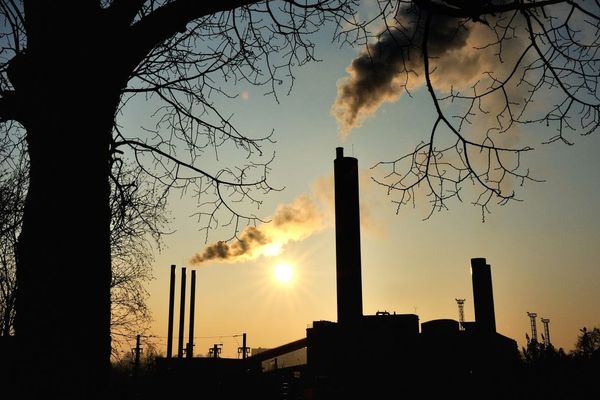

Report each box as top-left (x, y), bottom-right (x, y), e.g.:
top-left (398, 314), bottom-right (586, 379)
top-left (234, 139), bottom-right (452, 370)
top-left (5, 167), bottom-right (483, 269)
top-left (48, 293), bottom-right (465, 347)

top-left (188, 226), bottom-right (270, 265)
top-left (332, 5), bottom-right (523, 136)
top-left (189, 170), bottom-right (388, 265)
top-left (189, 194), bottom-right (326, 265)
top-left (269, 194), bottom-right (325, 240)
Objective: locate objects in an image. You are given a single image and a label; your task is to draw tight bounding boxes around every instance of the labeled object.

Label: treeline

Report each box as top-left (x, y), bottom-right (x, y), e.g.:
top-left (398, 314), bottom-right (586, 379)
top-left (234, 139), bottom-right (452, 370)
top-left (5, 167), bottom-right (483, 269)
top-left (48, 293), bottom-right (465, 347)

top-left (516, 327), bottom-right (600, 398)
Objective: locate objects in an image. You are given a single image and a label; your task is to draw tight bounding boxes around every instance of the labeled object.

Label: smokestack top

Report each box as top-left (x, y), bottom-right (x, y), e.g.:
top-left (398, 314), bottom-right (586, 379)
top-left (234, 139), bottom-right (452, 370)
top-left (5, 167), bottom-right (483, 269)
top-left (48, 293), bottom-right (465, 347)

top-left (335, 147), bottom-right (358, 162)
top-left (470, 257), bottom-right (487, 273)
top-left (471, 257), bottom-right (487, 265)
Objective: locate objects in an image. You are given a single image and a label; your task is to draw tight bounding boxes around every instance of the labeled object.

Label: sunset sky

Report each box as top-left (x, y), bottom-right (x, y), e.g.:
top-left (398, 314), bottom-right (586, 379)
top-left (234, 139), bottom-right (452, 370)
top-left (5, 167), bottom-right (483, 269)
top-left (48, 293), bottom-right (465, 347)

top-left (119, 10), bottom-right (600, 359)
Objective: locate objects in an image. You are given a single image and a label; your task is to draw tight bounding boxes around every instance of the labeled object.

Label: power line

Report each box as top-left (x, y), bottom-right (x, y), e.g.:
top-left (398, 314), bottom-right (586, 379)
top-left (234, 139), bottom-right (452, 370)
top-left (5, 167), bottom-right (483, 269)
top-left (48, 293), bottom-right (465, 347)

top-left (147, 333), bottom-right (246, 340)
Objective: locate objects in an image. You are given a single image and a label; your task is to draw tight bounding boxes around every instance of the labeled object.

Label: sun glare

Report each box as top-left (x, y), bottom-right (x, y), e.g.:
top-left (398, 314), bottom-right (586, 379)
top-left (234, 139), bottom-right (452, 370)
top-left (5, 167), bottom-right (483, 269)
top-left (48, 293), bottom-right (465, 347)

top-left (274, 262), bottom-right (294, 284)
top-left (263, 242), bottom-right (283, 257)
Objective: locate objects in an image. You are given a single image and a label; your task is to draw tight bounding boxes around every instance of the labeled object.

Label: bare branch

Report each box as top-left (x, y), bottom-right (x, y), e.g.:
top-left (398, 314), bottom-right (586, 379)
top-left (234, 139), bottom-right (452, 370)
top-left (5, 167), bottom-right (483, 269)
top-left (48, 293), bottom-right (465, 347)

top-left (350, 1), bottom-right (597, 219)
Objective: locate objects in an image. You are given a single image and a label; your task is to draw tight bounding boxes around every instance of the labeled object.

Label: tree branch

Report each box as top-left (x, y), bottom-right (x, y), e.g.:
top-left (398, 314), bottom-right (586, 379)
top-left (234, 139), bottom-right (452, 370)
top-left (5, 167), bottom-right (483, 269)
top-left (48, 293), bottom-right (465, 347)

top-left (0, 91), bottom-right (18, 123)
top-left (106, 0), bottom-right (146, 27)
top-left (414, 0), bottom-right (569, 20)
top-left (115, 138), bottom-right (268, 188)
top-left (126, 0), bottom-right (259, 69)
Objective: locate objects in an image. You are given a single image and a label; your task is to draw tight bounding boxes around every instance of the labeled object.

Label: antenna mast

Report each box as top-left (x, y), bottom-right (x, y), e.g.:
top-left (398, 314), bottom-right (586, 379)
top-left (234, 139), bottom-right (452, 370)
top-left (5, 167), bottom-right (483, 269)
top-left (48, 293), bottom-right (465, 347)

top-left (527, 312), bottom-right (538, 343)
top-left (455, 299), bottom-right (466, 331)
top-left (541, 318), bottom-right (551, 347)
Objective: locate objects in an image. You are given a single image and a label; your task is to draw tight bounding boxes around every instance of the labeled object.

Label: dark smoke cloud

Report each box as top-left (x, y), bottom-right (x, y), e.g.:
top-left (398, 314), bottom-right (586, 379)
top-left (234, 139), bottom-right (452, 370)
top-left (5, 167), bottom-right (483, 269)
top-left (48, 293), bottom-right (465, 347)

top-left (332, 6), bottom-right (485, 136)
top-left (188, 226), bottom-right (269, 264)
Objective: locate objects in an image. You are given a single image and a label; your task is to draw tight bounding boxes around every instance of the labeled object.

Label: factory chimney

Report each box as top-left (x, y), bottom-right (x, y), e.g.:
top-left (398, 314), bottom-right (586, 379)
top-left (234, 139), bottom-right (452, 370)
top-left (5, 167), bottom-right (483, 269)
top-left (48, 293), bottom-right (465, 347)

top-left (166, 264), bottom-right (176, 359)
top-left (178, 267), bottom-right (187, 358)
top-left (334, 147), bottom-right (363, 325)
top-left (471, 258), bottom-right (496, 332)
top-left (186, 270), bottom-right (197, 358)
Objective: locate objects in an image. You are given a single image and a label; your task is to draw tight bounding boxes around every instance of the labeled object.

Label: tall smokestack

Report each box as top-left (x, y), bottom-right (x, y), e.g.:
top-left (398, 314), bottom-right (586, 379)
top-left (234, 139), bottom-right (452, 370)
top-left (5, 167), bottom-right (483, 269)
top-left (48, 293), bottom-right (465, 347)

top-left (334, 147), bottom-right (363, 325)
top-left (187, 270), bottom-right (196, 358)
top-left (471, 258), bottom-right (496, 333)
top-left (167, 264), bottom-right (176, 359)
top-left (178, 267), bottom-right (187, 358)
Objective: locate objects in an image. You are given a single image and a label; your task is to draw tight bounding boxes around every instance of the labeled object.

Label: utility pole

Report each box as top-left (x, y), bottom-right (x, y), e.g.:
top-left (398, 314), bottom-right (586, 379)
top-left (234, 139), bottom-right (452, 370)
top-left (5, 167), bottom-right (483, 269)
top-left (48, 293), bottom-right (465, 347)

top-left (455, 299), bottom-right (466, 331)
top-left (527, 312), bottom-right (538, 343)
top-left (209, 343), bottom-right (222, 359)
top-left (238, 333), bottom-right (250, 359)
top-left (132, 334), bottom-right (142, 377)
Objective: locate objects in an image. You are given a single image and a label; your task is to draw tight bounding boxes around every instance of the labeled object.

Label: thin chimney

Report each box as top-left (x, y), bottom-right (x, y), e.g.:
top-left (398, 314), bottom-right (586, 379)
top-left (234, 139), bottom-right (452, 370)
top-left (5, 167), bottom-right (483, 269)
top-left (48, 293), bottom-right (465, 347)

top-left (166, 264), bottom-right (176, 359)
top-left (187, 270), bottom-right (196, 358)
top-left (334, 147), bottom-right (363, 325)
top-left (178, 267), bottom-right (187, 358)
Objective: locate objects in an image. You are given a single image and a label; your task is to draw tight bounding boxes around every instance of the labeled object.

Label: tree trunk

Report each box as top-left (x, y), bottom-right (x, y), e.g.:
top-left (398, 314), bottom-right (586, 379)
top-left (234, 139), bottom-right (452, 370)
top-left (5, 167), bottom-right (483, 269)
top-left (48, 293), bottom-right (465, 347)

top-left (15, 103), bottom-right (115, 399)
top-left (9, 2), bottom-right (214, 397)
top-left (13, 37), bottom-right (123, 398)
top-left (9, 6), bottom-right (135, 398)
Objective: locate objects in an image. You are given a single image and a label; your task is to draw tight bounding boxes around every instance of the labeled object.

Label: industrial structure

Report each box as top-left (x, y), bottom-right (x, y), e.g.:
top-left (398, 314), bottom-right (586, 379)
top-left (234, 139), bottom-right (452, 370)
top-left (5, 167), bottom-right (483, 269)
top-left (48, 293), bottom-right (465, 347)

top-left (154, 147), bottom-right (520, 399)
top-left (528, 312), bottom-right (539, 343)
top-left (456, 298), bottom-right (466, 330)
top-left (541, 318), bottom-right (551, 347)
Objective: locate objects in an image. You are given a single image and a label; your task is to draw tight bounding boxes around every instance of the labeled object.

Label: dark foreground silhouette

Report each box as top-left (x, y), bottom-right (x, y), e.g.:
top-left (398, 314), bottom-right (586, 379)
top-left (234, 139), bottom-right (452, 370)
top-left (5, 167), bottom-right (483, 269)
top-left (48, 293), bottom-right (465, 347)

top-left (104, 345), bottom-right (599, 400)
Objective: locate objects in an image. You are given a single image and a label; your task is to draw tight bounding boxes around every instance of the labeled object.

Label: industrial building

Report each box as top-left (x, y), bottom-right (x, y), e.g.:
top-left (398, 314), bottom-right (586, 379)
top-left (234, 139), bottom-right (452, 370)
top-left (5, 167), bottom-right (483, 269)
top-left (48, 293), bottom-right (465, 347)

top-left (154, 147), bottom-right (520, 399)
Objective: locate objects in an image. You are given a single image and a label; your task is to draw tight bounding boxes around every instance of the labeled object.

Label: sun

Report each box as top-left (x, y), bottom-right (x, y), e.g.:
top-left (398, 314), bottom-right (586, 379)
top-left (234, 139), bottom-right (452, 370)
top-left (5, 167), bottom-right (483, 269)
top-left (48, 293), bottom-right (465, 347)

top-left (274, 262), bottom-right (294, 284)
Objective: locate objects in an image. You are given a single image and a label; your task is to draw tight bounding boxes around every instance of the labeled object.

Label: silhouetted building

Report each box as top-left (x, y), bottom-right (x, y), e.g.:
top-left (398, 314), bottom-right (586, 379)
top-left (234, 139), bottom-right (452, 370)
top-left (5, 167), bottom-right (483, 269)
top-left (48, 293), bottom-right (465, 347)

top-left (153, 148), bottom-right (520, 400)
top-left (247, 149), bottom-right (520, 398)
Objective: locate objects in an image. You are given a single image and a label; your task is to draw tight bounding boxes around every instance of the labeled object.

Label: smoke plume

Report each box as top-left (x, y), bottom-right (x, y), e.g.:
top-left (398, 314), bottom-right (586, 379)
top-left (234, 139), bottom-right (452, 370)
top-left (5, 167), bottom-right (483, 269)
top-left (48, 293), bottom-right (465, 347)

top-left (189, 170), bottom-right (386, 265)
top-left (189, 193), bottom-right (326, 265)
top-left (332, 5), bottom-right (524, 136)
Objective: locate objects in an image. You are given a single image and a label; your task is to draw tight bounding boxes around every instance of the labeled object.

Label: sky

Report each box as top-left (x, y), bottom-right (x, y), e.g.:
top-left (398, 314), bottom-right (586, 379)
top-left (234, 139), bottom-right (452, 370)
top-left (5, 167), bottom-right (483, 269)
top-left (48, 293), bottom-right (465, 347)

top-left (119, 6), bottom-right (600, 360)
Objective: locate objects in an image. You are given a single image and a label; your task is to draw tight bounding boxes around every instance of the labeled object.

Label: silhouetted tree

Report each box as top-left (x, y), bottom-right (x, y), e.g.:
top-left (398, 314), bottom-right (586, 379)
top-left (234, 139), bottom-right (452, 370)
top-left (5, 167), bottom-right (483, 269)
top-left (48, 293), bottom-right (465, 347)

top-left (518, 328), bottom-right (600, 398)
top-left (520, 339), bottom-right (570, 399)
top-left (108, 162), bottom-right (169, 358)
top-left (522, 336), bottom-right (567, 367)
top-left (0, 138), bottom-right (26, 337)
top-left (109, 336), bottom-right (161, 399)
top-left (111, 335), bottom-right (160, 375)
top-left (522, 339), bottom-right (544, 365)
top-left (0, 1), bottom-right (360, 398)
top-left (0, 143), bottom-right (168, 357)
top-left (569, 327), bottom-right (600, 397)
top-left (2, 1), bottom-right (599, 398)
top-left (573, 326), bottom-right (600, 359)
